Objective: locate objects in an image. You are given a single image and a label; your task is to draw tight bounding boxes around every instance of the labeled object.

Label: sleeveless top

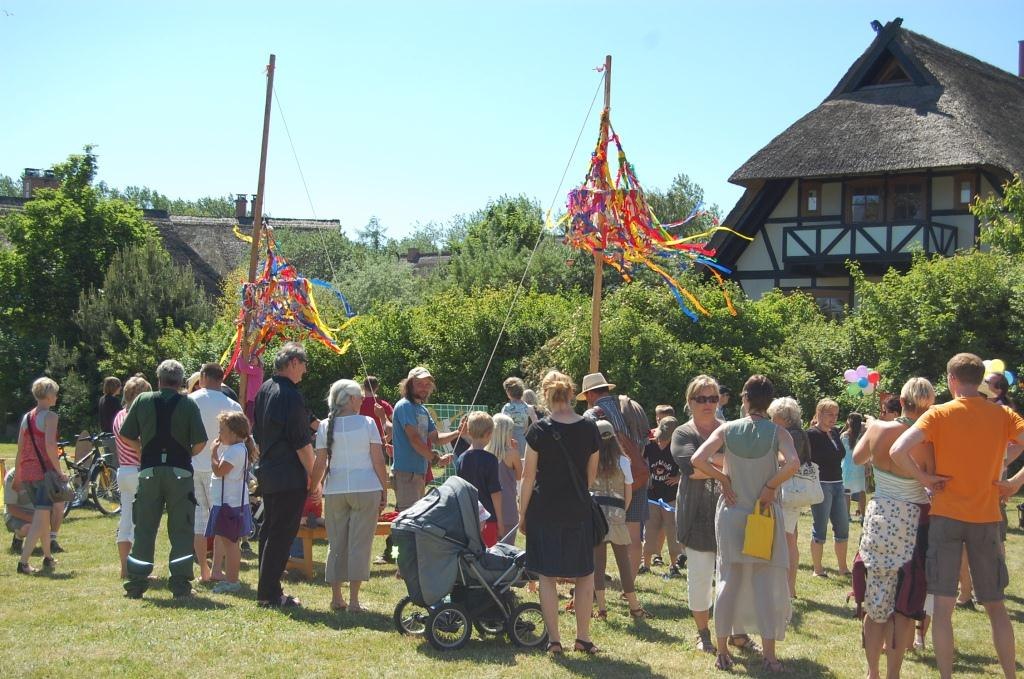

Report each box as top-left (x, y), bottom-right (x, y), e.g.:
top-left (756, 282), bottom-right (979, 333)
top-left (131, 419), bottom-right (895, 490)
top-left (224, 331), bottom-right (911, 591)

top-left (18, 408), bottom-right (52, 482)
top-left (715, 417), bottom-right (789, 568)
top-left (873, 417), bottom-right (929, 504)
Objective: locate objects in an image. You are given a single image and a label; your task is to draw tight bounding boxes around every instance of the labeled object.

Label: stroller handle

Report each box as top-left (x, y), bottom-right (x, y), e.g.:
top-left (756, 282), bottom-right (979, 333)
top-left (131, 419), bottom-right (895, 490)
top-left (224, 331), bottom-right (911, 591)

top-left (499, 522), bottom-right (520, 544)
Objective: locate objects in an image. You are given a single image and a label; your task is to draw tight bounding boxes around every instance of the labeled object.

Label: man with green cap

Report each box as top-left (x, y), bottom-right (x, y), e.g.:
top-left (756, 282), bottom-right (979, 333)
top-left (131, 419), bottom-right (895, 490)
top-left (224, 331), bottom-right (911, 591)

top-left (119, 359), bottom-right (207, 599)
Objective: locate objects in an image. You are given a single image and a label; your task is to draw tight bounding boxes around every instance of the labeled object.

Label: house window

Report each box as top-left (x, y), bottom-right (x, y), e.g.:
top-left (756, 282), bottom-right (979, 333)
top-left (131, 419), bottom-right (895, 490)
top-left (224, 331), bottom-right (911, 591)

top-left (888, 176), bottom-right (925, 221)
top-left (801, 181), bottom-right (822, 216)
top-left (954, 174), bottom-right (976, 209)
top-left (846, 180), bottom-right (883, 223)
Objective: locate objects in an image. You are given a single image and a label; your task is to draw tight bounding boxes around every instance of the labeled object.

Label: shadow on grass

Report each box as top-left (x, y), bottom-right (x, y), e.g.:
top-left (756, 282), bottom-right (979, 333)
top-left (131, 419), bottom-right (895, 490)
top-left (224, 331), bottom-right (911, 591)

top-left (550, 652), bottom-right (672, 678)
top-left (728, 653), bottom-right (837, 678)
top-left (146, 596), bottom-right (231, 610)
top-left (273, 605), bottom-right (393, 633)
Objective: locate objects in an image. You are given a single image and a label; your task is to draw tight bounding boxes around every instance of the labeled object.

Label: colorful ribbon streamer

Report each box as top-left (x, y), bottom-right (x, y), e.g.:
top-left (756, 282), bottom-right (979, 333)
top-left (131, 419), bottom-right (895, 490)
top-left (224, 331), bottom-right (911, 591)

top-left (556, 111), bottom-right (752, 320)
top-left (224, 226), bottom-right (356, 375)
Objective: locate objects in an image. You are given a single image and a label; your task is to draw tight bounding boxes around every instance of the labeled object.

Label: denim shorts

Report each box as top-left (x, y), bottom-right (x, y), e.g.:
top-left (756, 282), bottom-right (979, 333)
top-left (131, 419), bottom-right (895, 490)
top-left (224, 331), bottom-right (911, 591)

top-left (625, 486), bottom-right (649, 523)
top-left (810, 481), bottom-right (848, 543)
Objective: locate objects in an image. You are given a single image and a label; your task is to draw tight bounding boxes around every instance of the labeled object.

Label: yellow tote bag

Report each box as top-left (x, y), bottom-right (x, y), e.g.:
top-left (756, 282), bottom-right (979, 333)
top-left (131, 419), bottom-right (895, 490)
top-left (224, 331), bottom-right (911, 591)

top-left (741, 501), bottom-right (775, 560)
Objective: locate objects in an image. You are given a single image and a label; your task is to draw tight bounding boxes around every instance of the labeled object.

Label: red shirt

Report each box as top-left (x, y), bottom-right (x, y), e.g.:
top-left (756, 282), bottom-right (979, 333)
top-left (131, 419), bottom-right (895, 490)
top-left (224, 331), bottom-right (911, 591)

top-left (113, 408), bottom-right (141, 467)
top-left (17, 408), bottom-right (51, 482)
top-left (360, 396), bottom-right (393, 441)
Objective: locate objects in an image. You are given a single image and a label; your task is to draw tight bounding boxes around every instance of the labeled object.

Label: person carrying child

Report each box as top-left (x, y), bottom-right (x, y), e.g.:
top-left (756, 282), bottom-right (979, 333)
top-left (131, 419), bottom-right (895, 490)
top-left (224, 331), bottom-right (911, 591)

top-left (455, 412), bottom-right (503, 547)
top-left (206, 411), bottom-right (256, 594)
top-left (591, 419), bottom-right (651, 620)
top-left (502, 377), bottom-right (536, 461)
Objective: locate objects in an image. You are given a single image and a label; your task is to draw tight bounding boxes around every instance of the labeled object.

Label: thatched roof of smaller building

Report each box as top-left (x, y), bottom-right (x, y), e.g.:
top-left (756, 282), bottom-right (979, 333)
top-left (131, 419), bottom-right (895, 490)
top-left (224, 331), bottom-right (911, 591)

top-left (729, 19), bottom-right (1024, 184)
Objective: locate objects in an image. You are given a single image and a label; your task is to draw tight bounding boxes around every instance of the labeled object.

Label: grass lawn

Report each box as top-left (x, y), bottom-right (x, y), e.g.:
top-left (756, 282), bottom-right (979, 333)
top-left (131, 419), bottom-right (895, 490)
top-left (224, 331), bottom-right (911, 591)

top-left (2, 449), bottom-right (1023, 678)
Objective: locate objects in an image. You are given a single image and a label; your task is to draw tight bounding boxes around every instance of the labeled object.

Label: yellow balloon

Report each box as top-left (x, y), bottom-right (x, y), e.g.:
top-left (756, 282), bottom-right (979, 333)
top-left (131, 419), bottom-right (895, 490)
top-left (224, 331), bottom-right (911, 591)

top-left (989, 359), bottom-right (1006, 374)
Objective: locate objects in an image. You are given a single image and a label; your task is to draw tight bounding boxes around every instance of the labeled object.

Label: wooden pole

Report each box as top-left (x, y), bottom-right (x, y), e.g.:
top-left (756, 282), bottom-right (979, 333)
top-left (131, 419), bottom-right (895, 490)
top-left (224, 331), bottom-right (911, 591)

top-left (238, 54), bottom-right (276, 405)
top-left (589, 54), bottom-right (611, 373)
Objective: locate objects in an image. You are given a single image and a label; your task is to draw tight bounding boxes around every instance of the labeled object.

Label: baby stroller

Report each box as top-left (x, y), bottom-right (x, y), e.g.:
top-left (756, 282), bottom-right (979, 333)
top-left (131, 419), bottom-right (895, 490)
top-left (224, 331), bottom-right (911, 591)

top-left (391, 476), bottom-right (546, 651)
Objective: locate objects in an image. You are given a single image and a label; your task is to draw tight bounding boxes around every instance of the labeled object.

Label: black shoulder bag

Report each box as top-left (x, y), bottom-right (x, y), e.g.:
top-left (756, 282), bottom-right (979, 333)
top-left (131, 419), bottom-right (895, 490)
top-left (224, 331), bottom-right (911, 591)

top-left (548, 419), bottom-right (608, 546)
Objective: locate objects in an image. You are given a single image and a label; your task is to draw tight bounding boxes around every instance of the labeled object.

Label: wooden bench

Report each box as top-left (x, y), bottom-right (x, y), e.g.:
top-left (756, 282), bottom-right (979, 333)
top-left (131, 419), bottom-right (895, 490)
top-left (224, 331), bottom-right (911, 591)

top-left (286, 521), bottom-right (392, 580)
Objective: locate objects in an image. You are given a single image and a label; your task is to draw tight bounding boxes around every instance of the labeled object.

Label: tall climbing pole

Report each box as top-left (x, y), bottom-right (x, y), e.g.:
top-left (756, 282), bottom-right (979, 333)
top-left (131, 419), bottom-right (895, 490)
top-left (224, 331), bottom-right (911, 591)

top-left (589, 54), bottom-right (611, 373)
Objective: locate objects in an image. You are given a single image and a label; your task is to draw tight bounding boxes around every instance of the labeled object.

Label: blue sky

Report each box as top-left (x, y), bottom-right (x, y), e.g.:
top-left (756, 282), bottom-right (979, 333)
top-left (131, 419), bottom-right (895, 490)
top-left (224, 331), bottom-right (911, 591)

top-left (1, 1), bottom-right (1021, 240)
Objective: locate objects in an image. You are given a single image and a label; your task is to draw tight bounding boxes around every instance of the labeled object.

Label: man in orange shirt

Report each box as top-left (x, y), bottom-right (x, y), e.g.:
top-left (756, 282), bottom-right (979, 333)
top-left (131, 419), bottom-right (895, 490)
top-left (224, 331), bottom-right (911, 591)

top-left (891, 353), bottom-right (1024, 679)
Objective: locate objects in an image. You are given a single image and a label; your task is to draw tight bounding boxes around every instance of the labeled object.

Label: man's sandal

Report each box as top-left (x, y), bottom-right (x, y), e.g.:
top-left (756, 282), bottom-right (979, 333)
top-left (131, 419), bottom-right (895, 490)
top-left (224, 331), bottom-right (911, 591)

top-left (574, 639), bottom-right (600, 654)
top-left (546, 641), bottom-right (563, 655)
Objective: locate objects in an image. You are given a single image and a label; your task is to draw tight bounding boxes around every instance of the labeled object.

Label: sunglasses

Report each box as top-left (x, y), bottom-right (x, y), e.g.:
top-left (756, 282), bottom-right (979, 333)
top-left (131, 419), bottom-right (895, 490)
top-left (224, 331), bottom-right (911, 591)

top-left (691, 395), bottom-right (720, 404)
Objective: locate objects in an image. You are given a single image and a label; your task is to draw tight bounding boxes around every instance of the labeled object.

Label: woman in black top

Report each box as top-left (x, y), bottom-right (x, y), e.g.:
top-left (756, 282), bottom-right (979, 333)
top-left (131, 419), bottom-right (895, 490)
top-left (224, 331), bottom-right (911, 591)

top-left (98, 376), bottom-right (122, 433)
top-left (519, 370), bottom-right (600, 655)
top-left (805, 398), bottom-right (850, 577)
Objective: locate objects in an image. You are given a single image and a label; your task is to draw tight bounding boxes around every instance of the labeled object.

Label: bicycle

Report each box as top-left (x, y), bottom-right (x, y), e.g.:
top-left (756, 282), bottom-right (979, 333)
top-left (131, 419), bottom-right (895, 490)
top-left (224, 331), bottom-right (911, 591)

top-left (58, 433), bottom-right (120, 517)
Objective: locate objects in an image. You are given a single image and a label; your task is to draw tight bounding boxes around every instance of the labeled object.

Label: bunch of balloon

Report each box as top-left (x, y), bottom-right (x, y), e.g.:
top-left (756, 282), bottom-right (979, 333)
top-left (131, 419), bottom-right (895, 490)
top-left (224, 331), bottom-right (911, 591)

top-left (984, 358), bottom-right (1016, 386)
top-left (844, 365), bottom-right (881, 396)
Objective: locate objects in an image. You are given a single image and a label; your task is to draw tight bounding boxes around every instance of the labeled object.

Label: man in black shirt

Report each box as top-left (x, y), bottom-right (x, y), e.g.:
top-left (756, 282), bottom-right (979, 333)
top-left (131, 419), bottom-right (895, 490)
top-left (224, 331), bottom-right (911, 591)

top-left (253, 342), bottom-right (316, 607)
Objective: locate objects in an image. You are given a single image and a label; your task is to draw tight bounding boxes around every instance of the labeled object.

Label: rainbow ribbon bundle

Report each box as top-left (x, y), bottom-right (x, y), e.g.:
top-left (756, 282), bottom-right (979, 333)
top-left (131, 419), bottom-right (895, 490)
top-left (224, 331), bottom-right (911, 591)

top-left (223, 226), bottom-right (355, 374)
top-left (555, 111), bottom-right (751, 321)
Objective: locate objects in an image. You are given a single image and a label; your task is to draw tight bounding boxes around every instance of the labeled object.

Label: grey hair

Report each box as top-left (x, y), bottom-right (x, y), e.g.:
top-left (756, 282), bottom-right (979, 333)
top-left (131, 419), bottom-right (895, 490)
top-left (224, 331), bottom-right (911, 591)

top-left (767, 396), bottom-right (802, 429)
top-left (156, 360), bottom-right (185, 388)
top-left (325, 379), bottom-right (363, 456)
top-left (273, 342), bottom-right (307, 372)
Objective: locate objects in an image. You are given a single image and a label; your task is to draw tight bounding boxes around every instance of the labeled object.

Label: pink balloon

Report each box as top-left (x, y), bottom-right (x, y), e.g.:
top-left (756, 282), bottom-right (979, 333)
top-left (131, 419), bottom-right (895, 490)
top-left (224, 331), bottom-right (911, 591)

top-left (864, 383), bottom-right (876, 395)
top-left (856, 365), bottom-right (869, 378)
top-left (844, 369), bottom-right (858, 382)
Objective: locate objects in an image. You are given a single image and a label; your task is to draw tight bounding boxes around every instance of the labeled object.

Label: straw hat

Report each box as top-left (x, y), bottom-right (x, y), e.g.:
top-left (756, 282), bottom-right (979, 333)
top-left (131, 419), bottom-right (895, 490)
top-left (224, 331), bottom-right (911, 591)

top-left (577, 372), bottom-right (615, 400)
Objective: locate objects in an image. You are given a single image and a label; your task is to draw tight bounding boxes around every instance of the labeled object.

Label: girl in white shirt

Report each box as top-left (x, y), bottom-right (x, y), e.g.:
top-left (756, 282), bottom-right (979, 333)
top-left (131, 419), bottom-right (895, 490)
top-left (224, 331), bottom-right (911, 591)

top-left (208, 411), bottom-right (255, 593)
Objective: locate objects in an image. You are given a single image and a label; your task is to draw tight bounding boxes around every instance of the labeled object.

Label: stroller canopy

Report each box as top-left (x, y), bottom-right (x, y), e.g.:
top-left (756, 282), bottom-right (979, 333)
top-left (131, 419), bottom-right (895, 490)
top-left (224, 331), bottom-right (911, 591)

top-left (392, 476), bottom-right (483, 606)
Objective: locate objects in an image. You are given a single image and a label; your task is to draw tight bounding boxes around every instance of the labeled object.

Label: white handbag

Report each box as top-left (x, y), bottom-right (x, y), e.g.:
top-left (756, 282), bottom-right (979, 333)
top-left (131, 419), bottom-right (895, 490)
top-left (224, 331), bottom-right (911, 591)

top-left (781, 461), bottom-right (824, 508)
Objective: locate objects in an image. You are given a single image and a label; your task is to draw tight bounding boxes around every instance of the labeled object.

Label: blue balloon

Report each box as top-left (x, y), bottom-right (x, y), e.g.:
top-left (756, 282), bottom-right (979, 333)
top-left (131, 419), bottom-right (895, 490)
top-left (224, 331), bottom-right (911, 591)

top-left (1006, 371), bottom-right (1016, 386)
top-left (857, 377), bottom-right (869, 388)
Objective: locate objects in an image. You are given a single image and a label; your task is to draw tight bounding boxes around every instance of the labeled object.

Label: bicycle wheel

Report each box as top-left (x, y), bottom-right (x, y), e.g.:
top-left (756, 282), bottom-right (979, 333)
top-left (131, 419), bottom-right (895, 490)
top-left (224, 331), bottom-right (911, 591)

top-left (91, 464), bottom-right (121, 515)
top-left (62, 477), bottom-right (87, 517)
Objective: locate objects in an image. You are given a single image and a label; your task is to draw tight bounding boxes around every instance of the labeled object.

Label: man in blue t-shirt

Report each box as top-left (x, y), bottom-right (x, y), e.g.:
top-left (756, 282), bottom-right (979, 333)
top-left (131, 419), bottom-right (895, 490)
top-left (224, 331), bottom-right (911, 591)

top-left (392, 367), bottom-right (464, 512)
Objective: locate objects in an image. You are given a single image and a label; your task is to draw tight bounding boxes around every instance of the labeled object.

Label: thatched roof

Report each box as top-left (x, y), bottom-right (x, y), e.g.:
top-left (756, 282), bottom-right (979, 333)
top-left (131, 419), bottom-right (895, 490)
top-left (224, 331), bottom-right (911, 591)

top-left (729, 19), bottom-right (1024, 184)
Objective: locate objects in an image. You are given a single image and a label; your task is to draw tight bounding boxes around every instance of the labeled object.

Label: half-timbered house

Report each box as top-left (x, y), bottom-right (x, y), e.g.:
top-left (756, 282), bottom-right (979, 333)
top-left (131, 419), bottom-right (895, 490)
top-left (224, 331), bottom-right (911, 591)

top-left (710, 18), bottom-right (1024, 314)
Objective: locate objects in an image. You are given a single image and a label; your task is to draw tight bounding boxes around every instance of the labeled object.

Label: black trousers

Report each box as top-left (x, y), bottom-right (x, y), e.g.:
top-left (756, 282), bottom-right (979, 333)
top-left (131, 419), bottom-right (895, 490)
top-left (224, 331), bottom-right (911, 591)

top-left (257, 488), bottom-right (307, 602)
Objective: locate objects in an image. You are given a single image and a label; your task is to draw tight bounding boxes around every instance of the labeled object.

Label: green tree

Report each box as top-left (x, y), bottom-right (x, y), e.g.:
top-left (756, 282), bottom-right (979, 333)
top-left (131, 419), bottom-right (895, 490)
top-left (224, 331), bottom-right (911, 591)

top-left (74, 239), bottom-right (214, 359)
top-left (0, 147), bottom-right (156, 336)
top-left (973, 173), bottom-right (1024, 255)
top-left (97, 182), bottom-right (236, 217)
top-left (645, 173), bottom-right (721, 237)
top-left (845, 251), bottom-right (1024, 400)
top-left (273, 227), bottom-right (358, 281)
top-left (0, 174), bottom-right (21, 197)
top-left (356, 216), bottom-right (388, 252)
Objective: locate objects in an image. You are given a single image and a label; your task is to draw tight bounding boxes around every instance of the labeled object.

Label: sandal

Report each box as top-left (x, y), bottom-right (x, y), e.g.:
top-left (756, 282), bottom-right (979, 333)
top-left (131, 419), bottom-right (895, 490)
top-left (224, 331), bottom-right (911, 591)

top-left (592, 609), bottom-right (607, 620)
top-left (629, 607), bottom-right (653, 620)
top-left (546, 641), bottom-right (563, 655)
top-left (697, 629), bottom-right (717, 654)
top-left (715, 652), bottom-right (735, 671)
top-left (16, 561), bottom-right (37, 575)
top-left (280, 595), bottom-right (302, 608)
top-left (330, 601), bottom-right (347, 611)
top-left (728, 634), bottom-right (760, 653)
top-left (762, 659), bottom-right (785, 673)
top-left (811, 571), bottom-right (828, 579)
top-left (564, 599), bottom-right (575, 613)
top-left (574, 638), bottom-right (600, 654)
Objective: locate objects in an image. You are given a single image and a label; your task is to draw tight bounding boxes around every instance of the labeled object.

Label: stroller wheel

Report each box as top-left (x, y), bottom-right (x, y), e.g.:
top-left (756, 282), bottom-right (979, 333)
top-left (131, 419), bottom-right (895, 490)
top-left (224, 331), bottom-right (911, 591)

top-left (425, 603), bottom-right (472, 651)
top-left (507, 602), bottom-right (548, 649)
top-left (393, 596), bottom-right (429, 636)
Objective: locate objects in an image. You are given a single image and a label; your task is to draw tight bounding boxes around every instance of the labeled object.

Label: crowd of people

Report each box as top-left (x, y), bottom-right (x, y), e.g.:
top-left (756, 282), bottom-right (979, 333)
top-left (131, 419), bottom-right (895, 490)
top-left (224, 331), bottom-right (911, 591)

top-left (5, 345), bottom-right (1024, 677)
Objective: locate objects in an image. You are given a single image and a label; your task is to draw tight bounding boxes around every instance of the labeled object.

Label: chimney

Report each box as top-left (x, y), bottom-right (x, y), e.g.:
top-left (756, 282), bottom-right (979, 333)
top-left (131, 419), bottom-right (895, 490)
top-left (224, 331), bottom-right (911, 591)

top-left (1019, 40), bottom-right (1023, 78)
top-left (22, 168), bottom-right (59, 198)
top-left (234, 194), bottom-right (248, 220)
top-left (251, 194), bottom-right (258, 217)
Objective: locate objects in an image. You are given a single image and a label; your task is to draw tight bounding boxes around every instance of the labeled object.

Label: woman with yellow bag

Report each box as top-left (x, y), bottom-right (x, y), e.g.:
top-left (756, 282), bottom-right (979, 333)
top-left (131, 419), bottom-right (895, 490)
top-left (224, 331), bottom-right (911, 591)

top-left (692, 375), bottom-right (800, 673)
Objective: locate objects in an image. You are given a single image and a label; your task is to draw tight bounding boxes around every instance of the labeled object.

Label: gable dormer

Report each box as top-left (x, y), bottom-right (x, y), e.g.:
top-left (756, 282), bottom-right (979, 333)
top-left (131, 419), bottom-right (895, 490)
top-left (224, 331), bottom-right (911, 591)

top-left (830, 18), bottom-right (934, 96)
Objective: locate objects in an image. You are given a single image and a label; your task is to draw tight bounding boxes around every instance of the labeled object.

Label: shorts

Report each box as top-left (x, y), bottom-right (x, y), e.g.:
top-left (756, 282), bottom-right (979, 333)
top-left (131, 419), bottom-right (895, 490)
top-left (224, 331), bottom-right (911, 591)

top-left (926, 516), bottom-right (1008, 603)
top-left (5, 513), bottom-right (28, 534)
top-left (394, 471), bottom-right (426, 512)
top-left (193, 471), bottom-right (214, 536)
top-left (782, 505), bottom-right (801, 534)
top-left (23, 480), bottom-right (52, 509)
top-left (625, 486), bottom-right (649, 523)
